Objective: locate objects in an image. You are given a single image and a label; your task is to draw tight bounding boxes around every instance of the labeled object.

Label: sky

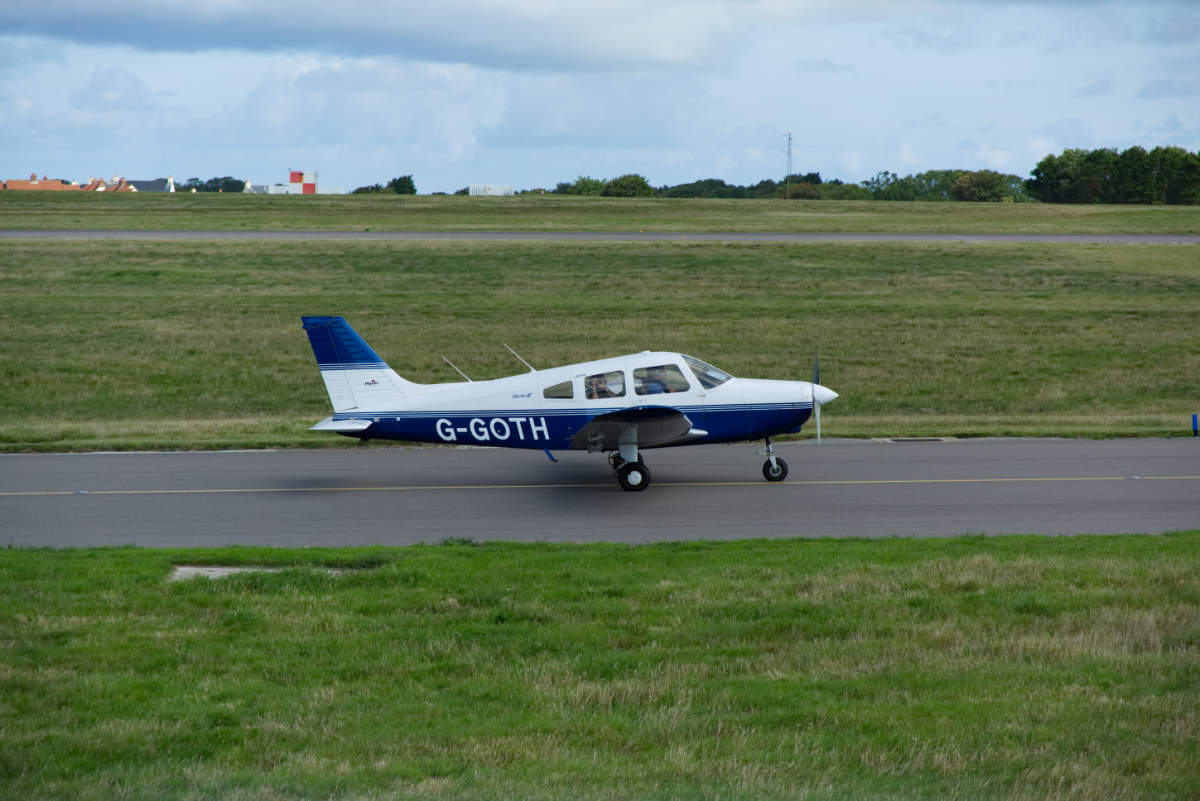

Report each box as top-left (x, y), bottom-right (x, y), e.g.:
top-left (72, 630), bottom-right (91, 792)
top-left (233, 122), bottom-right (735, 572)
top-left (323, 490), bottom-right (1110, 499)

top-left (1, 1), bottom-right (1197, 194)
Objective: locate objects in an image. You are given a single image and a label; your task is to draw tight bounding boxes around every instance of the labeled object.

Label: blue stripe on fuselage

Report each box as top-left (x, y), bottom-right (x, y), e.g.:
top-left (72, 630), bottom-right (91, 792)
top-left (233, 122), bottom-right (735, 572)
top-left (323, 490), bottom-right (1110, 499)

top-left (331, 403), bottom-right (812, 448)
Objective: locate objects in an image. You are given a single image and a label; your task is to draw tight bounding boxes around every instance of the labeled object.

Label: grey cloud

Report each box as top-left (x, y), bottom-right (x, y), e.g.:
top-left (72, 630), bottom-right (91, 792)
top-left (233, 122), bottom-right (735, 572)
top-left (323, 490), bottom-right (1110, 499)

top-left (69, 67), bottom-right (161, 112)
top-left (1142, 13), bottom-right (1200, 44)
top-left (1137, 78), bottom-right (1200, 98)
top-left (883, 24), bottom-right (979, 53)
top-left (1075, 77), bottom-right (1115, 98)
top-left (905, 113), bottom-right (947, 129)
top-left (0, 36), bottom-right (66, 74)
top-left (794, 58), bottom-right (854, 74)
top-left (0, 0), bottom-right (744, 72)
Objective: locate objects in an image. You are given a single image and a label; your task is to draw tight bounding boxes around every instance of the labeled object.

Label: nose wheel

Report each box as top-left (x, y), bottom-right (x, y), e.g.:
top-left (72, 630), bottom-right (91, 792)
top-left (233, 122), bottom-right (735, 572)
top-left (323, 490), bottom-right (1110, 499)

top-left (762, 457), bottom-right (789, 481)
top-left (762, 437), bottom-right (788, 481)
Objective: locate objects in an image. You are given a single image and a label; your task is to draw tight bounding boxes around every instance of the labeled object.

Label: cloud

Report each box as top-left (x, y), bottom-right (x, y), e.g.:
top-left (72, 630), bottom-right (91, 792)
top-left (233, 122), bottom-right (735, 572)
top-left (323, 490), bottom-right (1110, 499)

top-left (974, 145), bottom-right (1010, 169)
top-left (0, 35), bottom-right (66, 75)
top-left (883, 24), bottom-right (979, 53)
top-left (1137, 78), bottom-right (1200, 98)
top-left (1142, 12), bottom-right (1200, 44)
top-left (0, 0), bottom-right (752, 71)
top-left (794, 57), bottom-right (855, 74)
top-left (1075, 77), bottom-right (1115, 97)
top-left (69, 66), bottom-right (162, 112)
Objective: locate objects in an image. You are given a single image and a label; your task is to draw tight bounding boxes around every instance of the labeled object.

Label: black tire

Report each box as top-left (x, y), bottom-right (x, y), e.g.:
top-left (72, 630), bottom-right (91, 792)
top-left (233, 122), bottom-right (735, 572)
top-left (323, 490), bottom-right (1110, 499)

top-left (763, 457), bottom-right (789, 482)
top-left (617, 461), bottom-right (651, 491)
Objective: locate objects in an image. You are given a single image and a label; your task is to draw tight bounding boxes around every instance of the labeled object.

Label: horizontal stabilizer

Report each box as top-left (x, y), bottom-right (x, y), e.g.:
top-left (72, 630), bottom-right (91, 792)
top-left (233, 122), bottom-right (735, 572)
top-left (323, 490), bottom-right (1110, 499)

top-left (310, 417), bottom-right (373, 433)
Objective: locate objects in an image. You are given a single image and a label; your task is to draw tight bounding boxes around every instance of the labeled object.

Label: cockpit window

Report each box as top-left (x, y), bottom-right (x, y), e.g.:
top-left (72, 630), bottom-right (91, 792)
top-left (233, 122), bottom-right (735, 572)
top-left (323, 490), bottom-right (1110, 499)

top-left (584, 370), bottom-right (625, 399)
top-left (634, 364), bottom-right (690, 395)
top-left (682, 355), bottom-right (732, 389)
top-left (543, 380), bottom-right (573, 399)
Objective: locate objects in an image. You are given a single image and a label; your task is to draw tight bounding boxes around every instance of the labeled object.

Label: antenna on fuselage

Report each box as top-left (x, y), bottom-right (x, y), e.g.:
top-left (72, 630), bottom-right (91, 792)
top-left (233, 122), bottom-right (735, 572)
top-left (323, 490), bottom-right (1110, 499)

top-left (503, 343), bottom-right (536, 373)
top-left (442, 355), bottom-right (472, 382)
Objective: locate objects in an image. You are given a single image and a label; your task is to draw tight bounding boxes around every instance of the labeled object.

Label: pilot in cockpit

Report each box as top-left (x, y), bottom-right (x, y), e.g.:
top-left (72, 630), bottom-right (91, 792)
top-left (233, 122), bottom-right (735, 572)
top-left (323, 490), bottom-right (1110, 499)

top-left (586, 375), bottom-right (616, 399)
top-left (641, 366), bottom-right (675, 394)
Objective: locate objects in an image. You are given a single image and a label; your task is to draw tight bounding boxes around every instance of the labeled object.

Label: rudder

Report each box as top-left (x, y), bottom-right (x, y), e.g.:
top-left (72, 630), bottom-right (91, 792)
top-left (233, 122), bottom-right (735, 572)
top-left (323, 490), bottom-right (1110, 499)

top-left (302, 316), bottom-right (387, 371)
top-left (301, 316), bottom-right (417, 412)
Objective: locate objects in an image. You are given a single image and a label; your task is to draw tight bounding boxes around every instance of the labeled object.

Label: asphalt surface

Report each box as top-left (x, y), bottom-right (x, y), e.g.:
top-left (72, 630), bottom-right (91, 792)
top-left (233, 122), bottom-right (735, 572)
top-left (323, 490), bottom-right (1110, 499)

top-left (3, 439), bottom-right (1196, 546)
top-left (2, 230), bottom-right (1199, 244)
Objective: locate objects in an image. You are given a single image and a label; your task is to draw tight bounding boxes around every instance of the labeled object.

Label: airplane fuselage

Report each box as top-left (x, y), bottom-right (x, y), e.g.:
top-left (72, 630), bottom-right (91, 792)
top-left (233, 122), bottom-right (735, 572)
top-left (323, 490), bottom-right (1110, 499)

top-left (316, 354), bottom-right (815, 450)
top-left (302, 316), bottom-right (837, 490)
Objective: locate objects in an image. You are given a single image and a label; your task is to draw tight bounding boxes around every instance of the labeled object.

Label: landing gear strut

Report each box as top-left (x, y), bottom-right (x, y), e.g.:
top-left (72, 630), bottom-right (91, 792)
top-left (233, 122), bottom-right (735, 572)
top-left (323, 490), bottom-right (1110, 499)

top-left (762, 437), bottom-right (789, 482)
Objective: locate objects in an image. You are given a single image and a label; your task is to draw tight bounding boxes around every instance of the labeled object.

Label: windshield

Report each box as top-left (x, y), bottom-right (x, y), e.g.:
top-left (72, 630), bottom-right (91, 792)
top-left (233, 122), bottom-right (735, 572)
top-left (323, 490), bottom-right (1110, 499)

top-left (682, 355), bottom-right (732, 390)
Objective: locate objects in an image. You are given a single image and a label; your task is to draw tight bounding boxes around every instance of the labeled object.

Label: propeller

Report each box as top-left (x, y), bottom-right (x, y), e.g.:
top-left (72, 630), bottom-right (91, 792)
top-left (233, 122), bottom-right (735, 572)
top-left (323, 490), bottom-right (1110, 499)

top-left (810, 349), bottom-right (838, 445)
top-left (813, 348), bottom-right (822, 445)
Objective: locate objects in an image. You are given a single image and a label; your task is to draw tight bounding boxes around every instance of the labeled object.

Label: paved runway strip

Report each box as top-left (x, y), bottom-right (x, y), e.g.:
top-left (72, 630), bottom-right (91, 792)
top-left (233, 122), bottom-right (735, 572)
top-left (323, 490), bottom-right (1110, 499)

top-left (3, 439), bottom-right (1196, 546)
top-left (3, 230), bottom-right (1199, 244)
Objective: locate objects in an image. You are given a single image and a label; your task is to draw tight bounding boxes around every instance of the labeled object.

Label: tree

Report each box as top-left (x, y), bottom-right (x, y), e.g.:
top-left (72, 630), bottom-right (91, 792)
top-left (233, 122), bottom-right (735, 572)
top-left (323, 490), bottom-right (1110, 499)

top-left (179, 176), bottom-right (244, 193)
top-left (863, 171), bottom-right (919, 201)
top-left (1081, 148), bottom-right (1119, 203)
top-left (351, 183), bottom-right (384, 194)
top-left (1114, 146), bottom-right (1154, 204)
top-left (387, 175), bottom-right (416, 194)
top-left (1152, 146), bottom-right (1200, 205)
top-left (554, 176), bottom-right (606, 195)
top-left (1028, 146), bottom-right (1200, 204)
top-left (658, 178), bottom-right (747, 198)
top-left (602, 174), bottom-right (653, 197)
top-left (951, 170), bottom-right (1009, 202)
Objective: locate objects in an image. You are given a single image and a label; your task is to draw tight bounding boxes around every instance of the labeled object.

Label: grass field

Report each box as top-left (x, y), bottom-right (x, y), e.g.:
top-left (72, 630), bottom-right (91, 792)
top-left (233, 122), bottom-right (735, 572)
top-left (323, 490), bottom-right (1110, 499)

top-left (2, 534), bottom-right (1197, 801)
top-left (3, 197), bottom-right (1197, 801)
top-left (2, 238), bottom-right (1198, 451)
top-left (3, 191), bottom-right (1200, 233)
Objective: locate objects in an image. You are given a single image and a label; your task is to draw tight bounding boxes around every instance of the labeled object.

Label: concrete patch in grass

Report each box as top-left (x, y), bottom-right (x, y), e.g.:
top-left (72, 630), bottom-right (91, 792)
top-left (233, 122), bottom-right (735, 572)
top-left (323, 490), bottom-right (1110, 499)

top-left (169, 565), bottom-right (350, 581)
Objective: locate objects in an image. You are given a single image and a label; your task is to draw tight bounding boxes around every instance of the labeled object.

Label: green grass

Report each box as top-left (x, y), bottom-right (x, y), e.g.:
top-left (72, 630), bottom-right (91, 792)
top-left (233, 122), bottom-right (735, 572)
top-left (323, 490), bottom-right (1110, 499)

top-left (2, 239), bottom-right (1198, 450)
top-left (2, 534), bottom-right (1197, 800)
top-left (2, 191), bottom-right (1200, 233)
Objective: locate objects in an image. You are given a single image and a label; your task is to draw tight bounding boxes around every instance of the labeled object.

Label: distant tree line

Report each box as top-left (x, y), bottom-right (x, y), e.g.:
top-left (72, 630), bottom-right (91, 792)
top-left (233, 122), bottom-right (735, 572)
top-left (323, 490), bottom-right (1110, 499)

top-left (179, 176), bottom-right (244, 193)
top-left (342, 144), bottom-right (1200, 204)
top-left (1026, 146), bottom-right (1200, 205)
top-left (861, 169), bottom-right (1031, 202)
top-left (552, 174), bottom-right (655, 197)
top-left (351, 175), bottom-right (415, 194)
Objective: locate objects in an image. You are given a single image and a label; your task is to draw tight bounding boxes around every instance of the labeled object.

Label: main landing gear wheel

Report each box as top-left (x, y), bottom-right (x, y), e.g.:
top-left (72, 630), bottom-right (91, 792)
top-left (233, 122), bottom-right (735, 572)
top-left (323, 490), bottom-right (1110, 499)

top-left (763, 457), bottom-right (789, 482)
top-left (616, 461), bottom-right (651, 491)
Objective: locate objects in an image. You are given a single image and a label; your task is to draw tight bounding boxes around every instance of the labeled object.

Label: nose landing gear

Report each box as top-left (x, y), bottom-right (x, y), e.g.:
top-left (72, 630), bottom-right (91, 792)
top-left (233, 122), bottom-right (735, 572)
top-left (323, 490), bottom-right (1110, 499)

top-left (762, 437), bottom-right (789, 482)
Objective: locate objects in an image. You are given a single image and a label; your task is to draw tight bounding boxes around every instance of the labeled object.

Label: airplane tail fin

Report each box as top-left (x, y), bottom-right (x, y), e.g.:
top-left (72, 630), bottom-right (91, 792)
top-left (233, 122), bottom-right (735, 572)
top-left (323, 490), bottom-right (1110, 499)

top-left (301, 316), bottom-right (419, 412)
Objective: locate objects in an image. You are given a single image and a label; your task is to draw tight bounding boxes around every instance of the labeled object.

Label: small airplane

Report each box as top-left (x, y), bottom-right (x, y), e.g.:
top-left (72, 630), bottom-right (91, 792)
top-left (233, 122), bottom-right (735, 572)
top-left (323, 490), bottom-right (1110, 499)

top-left (301, 316), bottom-right (838, 491)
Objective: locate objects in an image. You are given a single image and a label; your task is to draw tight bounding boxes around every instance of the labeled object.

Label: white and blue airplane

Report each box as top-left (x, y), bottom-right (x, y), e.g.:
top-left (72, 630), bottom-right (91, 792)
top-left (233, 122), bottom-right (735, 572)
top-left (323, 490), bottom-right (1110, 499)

top-left (302, 316), bottom-right (837, 491)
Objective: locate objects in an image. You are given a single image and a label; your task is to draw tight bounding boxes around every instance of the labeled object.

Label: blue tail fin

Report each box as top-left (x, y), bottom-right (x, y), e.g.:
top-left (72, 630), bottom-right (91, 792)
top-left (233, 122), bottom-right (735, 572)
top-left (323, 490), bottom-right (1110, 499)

top-left (301, 317), bottom-right (418, 413)
top-left (302, 316), bottom-right (388, 370)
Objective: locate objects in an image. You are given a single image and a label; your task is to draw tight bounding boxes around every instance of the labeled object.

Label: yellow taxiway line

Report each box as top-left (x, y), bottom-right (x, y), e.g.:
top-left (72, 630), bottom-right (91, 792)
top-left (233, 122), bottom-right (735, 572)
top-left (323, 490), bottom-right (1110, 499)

top-left (4, 475), bottom-right (1199, 497)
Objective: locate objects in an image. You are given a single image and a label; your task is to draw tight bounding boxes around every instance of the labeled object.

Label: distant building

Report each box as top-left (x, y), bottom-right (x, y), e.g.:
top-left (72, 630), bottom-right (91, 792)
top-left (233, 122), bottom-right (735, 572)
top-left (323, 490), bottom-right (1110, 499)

top-left (2, 173), bottom-right (79, 191)
top-left (469, 184), bottom-right (515, 197)
top-left (81, 176), bottom-right (135, 192)
top-left (126, 177), bottom-right (176, 192)
top-left (3, 173), bottom-right (175, 192)
top-left (243, 170), bottom-right (342, 195)
top-left (290, 170), bottom-right (317, 194)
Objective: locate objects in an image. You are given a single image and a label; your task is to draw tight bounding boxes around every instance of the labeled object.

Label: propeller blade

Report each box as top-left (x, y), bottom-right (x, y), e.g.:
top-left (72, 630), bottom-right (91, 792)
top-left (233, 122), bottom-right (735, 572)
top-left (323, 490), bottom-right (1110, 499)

top-left (815, 391), bottom-right (821, 444)
top-left (813, 348), bottom-right (821, 445)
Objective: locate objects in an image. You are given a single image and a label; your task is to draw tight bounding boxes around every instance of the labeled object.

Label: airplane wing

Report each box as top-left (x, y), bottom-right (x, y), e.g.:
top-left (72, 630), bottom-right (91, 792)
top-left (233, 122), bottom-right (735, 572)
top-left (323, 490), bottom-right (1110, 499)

top-left (570, 406), bottom-right (707, 452)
